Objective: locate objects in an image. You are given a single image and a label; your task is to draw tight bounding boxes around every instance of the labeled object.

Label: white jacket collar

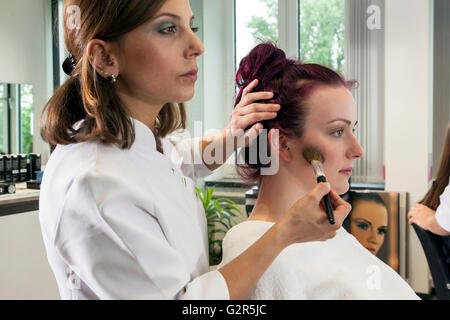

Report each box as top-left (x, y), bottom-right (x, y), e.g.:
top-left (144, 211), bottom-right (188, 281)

top-left (132, 118), bottom-right (157, 151)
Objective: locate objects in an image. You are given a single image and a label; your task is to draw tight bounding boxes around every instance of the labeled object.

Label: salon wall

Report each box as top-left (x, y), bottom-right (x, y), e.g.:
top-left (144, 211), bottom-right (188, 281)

top-left (200, 0), bottom-right (237, 180)
top-left (202, 0), bottom-right (235, 135)
top-left (384, 0), bottom-right (432, 293)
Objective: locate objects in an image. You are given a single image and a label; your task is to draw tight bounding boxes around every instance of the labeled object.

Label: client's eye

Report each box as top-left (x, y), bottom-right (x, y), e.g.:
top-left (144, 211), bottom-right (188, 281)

top-left (377, 227), bottom-right (387, 235)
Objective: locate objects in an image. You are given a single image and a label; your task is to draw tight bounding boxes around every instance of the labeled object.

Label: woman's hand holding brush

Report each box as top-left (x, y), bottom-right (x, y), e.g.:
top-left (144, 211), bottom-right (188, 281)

top-left (277, 182), bottom-right (352, 247)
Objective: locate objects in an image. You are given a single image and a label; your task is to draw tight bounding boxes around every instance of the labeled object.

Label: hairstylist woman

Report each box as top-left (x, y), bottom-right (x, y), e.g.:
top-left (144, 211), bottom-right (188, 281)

top-left (39, 0), bottom-right (350, 300)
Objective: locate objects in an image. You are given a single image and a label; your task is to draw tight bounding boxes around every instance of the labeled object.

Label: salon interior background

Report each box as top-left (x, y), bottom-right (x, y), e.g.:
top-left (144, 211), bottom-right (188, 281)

top-left (0, 0), bottom-right (449, 299)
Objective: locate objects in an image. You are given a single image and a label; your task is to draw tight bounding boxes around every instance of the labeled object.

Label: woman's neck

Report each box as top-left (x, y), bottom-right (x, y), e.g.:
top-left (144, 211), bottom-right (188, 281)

top-left (116, 86), bottom-right (164, 135)
top-left (249, 167), bottom-right (310, 223)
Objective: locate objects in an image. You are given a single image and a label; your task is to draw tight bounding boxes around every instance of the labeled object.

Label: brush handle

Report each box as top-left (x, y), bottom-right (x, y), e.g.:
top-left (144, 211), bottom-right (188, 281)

top-left (317, 176), bottom-right (335, 225)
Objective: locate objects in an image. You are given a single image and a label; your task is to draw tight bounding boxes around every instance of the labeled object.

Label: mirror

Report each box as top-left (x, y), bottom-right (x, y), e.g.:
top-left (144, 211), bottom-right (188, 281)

top-left (0, 83), bottom-right (34, 155)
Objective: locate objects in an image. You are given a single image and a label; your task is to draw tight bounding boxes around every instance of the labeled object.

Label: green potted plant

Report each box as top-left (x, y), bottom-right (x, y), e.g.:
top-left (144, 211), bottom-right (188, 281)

top-left (195, 186), bottom-right (241, 266)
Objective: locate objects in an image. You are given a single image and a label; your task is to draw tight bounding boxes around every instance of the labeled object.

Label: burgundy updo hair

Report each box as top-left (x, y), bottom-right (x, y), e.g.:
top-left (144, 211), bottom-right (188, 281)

top-left (235, 42), bottom-right (356, 184)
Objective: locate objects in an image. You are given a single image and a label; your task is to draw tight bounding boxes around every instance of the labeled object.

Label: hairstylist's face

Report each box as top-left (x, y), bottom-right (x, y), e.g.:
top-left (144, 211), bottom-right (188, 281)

top-left (291, 86), bottom-right (363, 195)
top-left (349, 200), bottom-right (388, 255)
top-left (117, 0), bottom-right (204, 106)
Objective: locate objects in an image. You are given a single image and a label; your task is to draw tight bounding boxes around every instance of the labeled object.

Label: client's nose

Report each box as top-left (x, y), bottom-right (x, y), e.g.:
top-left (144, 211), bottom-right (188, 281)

top-left (347, 134), bottom-right (364, 159)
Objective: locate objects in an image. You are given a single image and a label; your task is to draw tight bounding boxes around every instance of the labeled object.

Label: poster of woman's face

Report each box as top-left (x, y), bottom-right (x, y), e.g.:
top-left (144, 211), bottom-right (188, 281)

top-left (343, 191), bottom-right (400, 273)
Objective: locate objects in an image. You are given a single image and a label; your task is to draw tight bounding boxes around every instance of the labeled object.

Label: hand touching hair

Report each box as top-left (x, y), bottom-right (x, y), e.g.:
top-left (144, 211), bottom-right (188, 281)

top-left (234, 42), bottom-right (355, 183)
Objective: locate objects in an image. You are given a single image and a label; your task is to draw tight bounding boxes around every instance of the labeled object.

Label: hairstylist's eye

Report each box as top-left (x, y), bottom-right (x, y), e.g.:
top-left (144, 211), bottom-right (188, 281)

top-left (159, 22), bottom-right (177, 34)
top-left (331, 128), bottom-right (344, 137)
top-left (191, 26), bottom-right (199, 33)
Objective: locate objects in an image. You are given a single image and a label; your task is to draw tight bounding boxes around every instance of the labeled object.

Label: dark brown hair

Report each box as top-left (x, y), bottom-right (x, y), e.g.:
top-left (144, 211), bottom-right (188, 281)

top-left (420, 124), bottom-right (450, 210)
top-left (40, 0), bottom-right (186, 150)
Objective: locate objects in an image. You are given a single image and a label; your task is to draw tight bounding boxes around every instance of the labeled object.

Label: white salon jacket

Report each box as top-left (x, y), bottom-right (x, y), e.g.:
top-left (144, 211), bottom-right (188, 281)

top-left (39, 118), bottom-right (229, 300)
top-left (436, 182), bottom-right (450, 232)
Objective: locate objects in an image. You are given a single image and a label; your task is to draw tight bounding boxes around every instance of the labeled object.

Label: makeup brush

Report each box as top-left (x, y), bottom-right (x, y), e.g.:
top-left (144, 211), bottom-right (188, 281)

top-left (302, 147), bottom-right (335, 225)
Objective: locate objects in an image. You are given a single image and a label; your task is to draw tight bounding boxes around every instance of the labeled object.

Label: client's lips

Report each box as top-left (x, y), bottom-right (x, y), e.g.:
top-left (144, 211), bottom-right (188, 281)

top-left (366, 247), bottom-right (376, 254)
top-left (339, 167), bottom-right (353, 176)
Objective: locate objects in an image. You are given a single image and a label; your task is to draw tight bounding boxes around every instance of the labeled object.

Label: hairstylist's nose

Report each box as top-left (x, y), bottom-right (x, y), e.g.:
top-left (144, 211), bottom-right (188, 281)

top-left (185, 31), bottom-right (204, 58)
top-left (347, 134), bottom-right (364, 160)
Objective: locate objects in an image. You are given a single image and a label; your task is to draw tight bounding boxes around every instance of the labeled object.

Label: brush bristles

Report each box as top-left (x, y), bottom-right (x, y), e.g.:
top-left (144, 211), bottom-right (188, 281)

top-left (302, 147), bottom-right (325, 164)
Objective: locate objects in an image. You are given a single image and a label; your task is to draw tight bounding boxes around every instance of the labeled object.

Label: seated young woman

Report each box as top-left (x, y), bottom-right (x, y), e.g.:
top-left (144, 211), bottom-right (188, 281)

top-left (218, 43), bottom-right (419, 300)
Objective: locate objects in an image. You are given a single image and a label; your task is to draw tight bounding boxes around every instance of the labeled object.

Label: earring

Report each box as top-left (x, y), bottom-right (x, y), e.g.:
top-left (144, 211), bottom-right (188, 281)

top-left (98, 69), bottom-right (117, 83)
top-left (108, 74), bottom-right (117, 83)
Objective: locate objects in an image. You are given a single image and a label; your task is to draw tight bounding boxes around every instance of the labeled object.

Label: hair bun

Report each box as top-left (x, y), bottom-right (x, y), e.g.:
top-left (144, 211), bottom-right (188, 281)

top-left (235, 42), bottom-right (289, 89)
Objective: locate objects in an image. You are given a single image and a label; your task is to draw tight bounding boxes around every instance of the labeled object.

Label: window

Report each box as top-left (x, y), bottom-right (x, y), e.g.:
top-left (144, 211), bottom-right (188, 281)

top-left (20, 84), bottom-right (34, 154)
top-left (235, 0), bottom-right (279, 72)
top-left (0, 83), bottom-right (34, 155)
top-left (0, 84), bottom-right (6, 154)
top-left (299, 0), bottom-right (345, 73)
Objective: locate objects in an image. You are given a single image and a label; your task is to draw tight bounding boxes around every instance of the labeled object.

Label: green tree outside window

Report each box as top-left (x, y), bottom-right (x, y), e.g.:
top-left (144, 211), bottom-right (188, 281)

top-left (246, 0), bottom-right (345, 73)
top-left (20, 84), bottom-right (33, 154)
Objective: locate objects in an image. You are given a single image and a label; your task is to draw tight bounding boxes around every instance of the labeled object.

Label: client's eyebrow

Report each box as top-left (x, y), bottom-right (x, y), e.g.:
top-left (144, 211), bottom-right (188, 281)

top-left (328, 119), bottom-right (351, 125)
top-left (328, 119), bottom-right (358, 127)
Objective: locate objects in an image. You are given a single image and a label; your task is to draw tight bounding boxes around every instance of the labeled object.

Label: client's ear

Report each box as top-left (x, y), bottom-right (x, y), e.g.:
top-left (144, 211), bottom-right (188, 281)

top-left (268, 128), bottom-right (291, 161)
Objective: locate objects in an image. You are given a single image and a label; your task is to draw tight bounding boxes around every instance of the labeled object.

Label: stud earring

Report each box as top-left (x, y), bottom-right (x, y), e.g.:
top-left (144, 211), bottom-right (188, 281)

top-left (98, 69), bottom-right (117, 83)
top-left (108, 74), bottom-right (117, 83)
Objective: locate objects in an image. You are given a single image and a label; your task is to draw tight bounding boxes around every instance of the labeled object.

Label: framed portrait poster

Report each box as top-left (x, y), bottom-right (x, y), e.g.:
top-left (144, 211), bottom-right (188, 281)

top-left (342, 190), bottom-right (408, 279)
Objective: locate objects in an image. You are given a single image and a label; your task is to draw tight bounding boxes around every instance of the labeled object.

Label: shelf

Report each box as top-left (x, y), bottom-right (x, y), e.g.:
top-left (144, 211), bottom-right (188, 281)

top-left (0, 183), bottom-right (39, 217)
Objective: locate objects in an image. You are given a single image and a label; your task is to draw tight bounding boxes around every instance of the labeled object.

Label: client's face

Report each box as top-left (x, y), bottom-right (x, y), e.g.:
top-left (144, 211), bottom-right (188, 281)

top-left (349, 200), bottom-right (388, 255)
top-left (291, 85), bottom-right (363, 195)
